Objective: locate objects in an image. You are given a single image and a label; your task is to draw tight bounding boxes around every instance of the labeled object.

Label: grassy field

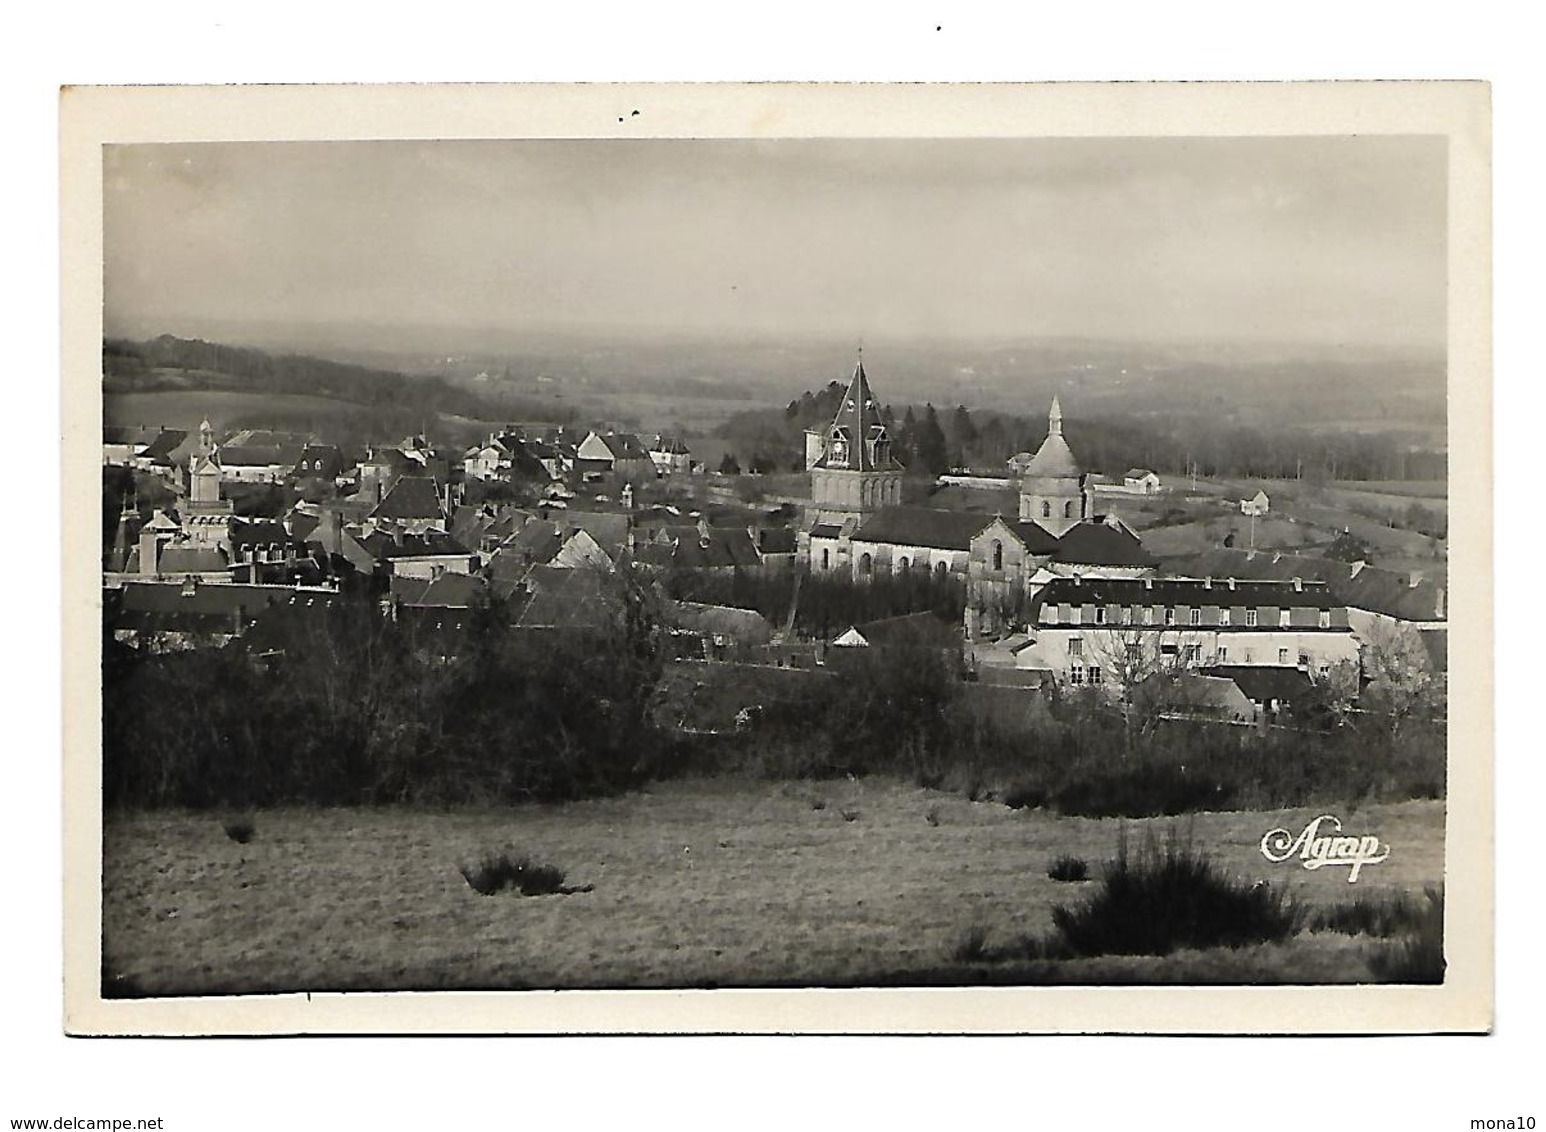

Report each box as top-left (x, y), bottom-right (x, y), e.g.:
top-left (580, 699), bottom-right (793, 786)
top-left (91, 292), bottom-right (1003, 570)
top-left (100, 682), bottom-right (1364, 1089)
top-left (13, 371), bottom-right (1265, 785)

top-left (102, 777), bottom-right (1444, 995)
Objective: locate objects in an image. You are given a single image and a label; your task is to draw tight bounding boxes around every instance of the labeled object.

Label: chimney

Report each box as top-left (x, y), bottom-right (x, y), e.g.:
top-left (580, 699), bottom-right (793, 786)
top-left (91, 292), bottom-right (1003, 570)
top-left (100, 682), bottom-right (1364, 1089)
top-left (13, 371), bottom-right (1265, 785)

top-left (181, 575), bottom-right (198, 597)
top-left (1227, 577), bottom-right (1236, 591)
top-left (1408, 570), bottom-right (1424, 589)
top-left (1203, 577), bottom-right (1212, 589)
top-left (1436, 587), bottom-right (1446, 620)
top-left (1292, 577), bottom-right (1302, 592)
top-left (1143, 577), bottom-right (1153, 590)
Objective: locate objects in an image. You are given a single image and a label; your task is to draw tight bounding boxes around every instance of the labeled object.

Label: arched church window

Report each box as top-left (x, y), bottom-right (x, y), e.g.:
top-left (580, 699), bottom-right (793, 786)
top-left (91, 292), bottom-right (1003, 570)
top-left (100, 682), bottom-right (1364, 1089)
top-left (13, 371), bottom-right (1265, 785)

top-left (992, 540), bottom-right (1003, 572)
top-left (821, 548), bottom-right (830, 570)
top-left (858, 553), bottom-right (873, 577)
top-left (934, 560), bottom-right (948, 578)
top-left (1064, 500), bottom-right (1074, 519)
top-left (1042, 501), bottom-right (1051, 518)
top-left (898, 556), bottom-right (910, 573)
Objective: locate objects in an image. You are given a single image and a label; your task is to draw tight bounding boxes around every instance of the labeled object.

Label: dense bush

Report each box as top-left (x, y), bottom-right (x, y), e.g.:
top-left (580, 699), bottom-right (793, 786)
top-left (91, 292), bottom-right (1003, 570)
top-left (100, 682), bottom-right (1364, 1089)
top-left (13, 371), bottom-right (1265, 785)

top-left (460, 853), bottom-right (569, 897)
top-left (103, 575), bottom-right (667, 809)
top-left (1050, 829), bottom-right (1302, 957)
top-left (1368, 886), bottom-right (1445, 984)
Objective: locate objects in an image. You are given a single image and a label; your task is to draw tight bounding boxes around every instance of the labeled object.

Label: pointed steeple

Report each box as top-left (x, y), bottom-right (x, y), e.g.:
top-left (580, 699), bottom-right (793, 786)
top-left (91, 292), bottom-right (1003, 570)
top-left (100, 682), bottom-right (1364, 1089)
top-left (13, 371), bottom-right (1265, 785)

top-left (815, 351), bottom-right (900, 472)
top-left (1048, 393), bottom-right (1063, 436)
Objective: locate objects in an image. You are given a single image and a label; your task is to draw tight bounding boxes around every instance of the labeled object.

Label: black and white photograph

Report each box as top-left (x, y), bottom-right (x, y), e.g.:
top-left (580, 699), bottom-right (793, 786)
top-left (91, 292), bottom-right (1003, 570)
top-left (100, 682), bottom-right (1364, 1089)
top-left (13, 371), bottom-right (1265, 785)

top-left (60, 82), bottom-right (1491, 1035)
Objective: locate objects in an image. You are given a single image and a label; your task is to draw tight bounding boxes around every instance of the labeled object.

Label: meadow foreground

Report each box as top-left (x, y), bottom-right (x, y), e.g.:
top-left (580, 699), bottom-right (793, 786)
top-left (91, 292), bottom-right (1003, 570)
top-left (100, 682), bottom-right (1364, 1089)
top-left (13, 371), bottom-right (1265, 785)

top-left (102, 777), bottom-right (1445, 995)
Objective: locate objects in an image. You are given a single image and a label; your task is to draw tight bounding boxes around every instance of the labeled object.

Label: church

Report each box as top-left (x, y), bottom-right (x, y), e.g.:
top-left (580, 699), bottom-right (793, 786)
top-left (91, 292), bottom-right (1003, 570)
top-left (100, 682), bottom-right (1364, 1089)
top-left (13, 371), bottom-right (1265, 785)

top-left (798, 356), bottom-right (1154, 639)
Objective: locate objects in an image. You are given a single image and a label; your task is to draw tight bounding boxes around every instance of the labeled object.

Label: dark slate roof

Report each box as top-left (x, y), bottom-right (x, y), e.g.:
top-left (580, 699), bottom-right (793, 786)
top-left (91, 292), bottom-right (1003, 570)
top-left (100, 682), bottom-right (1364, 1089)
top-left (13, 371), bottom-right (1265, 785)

top-left (139, 429), bottom-right (189, 462)
top-left (514, 566), bottom-right (619, 629)
top-left (1161, 548), bottom-right (1445, 622)
top-left (230, 518), bottom-right (305, 550)
top-left (849, 611), bottom-right (961, 649)
top-left (1035, 575), bottom-right (1337, 610)
top-left (370, 476), bottom-right (445, 522)
top-left (499, 521), bottom-right (565, 567)
top-left (1200, 665), bottom-right (1313, 703)
top-left (1051, 520), bottom-right (1157, 567)
top-left (389, 575), bottom-right (433, 605)
top-left (561, 510), bottom-right (631, 553)
top-left (409, 571), bottom-right (486, 609)
top-left (1124, 468), bottom-right (1156, 479)
top-left (650, 526), bottom-right (762, 569)
top-left (808, 523), bottom-right (845, 539)
top-left (108, 581), bottom-right (340, 634)
top-left (1005, 519), bottom-right (1062, 555)
top-left (666, 601), bottom-right (774, 644)
top-left (356, 530), bottom-right (472, 561)
top-left (157, 545), bottom-right (230, 574)
top-left (811, 359), bottom-right (904, 472)
top-left (606, 432), bottom-right (652, 461)
top-left (757, 528), bottom-right (798, 555)
top-left (218, 444), bottom-right (293, 468)
top-left (853, 506), bottom-right (990, 551)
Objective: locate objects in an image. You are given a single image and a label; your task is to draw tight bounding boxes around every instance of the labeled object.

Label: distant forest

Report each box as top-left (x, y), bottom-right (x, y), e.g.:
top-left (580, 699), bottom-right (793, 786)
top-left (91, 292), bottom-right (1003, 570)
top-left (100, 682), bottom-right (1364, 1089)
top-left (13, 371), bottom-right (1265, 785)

top-left (102, 336), bottom-right (570, 442)
top-left (714, 382), bottom-right (1446, 483)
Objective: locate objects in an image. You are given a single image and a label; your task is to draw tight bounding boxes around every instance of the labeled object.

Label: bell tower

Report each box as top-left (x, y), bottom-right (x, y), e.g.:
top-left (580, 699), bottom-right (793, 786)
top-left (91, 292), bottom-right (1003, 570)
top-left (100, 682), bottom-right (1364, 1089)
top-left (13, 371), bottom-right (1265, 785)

top-left (1018, 394), bottom-right (1090, 537)
top-left (808, 352), bottom-right (904, 522)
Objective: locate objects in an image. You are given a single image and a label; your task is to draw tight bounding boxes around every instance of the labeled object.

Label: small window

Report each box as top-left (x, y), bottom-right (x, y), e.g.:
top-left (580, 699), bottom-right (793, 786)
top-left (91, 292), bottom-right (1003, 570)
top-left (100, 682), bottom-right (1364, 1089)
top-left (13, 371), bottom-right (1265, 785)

top-left (935, 561), bottom-right (947, 578)
top-left (1184, 644), bottom-right (1201, 664)
top-left (1095, 606), bottom-right (1106, 625)
top-left (1319, 610), bottom-right (1331, 629)
top-left (1064, 500), bottom-right (1074, 519)
top-left (1068, 638), bottom-right (1083, 658)
top-left (1189, 608), bottom-right (1201, 626)
top-left (858, 552), bottom-right (873, 576)
top-left (1164, 607), bottom-right (1175, 627)
top-left (1219, 608), bottom-right (1231, 627)
top-left (1041, 501), bottom-right (1052, 518)
top-left (1121, 606), bottom-right (1133, 625)
top-left (1245, 609), bottom-right (1258, 628)
top-left (1218, 646), bottom-right (1228, 662)
top-left (821, 548), bottom-right (830, 570)
top-left (992, 540), bottom-right (1003, 572)
top-left (898, 556), bottom-right (910, 573)
top-left (1298, 653), bottom-right (1310, 668)
top-left (1142, 607), bottom-right (1154, 626)
top-left (1088, 666), bottom-right (1102, 685)
top-left (1126, 643), bottom-right (1142, 663)
top-left (1073, 604), bottom-right (1084, 625)
top-left (1278, 648), bottom-right (1290, 664)
top-left (1279, 608), bottom-right (1292, 628)
top-left (1069, 666), bottom-right (1085, 686)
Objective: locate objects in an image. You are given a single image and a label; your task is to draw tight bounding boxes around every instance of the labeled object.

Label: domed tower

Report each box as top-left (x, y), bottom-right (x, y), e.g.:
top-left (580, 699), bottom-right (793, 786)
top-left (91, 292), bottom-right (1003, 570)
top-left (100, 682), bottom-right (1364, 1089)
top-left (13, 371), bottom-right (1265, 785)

top-left (808, 354), bottom-right (904, 520)
top-left (1018, 394), bottom-right (1090, 537)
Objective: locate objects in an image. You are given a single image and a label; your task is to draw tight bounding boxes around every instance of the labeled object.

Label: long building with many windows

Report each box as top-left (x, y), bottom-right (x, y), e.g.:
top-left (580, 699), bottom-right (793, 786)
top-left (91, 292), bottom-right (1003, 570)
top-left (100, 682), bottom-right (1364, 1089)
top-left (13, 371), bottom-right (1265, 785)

top-left (1006, 575), bottom-right (1361, 686)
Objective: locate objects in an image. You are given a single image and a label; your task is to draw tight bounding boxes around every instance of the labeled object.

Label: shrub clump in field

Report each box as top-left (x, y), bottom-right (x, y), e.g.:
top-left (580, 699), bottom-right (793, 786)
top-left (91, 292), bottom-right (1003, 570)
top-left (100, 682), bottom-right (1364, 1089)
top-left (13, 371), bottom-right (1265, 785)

top-left (839, 807), bottom-right (861, 823)
top-left (1308, 889), bottom-right (1431, 938)
top-left (952, 923), bottom-right (992, 964)
top-left (1002, 781), bottom-right (1047, 811)
top-left (1047, 854), bottom-right (1089, 883)
top-left (924, 803), bottom-right (941, 827)
top-left (1368, 886), bottom-right (1445, 984)
top-left (459, 853), bottom-right (585, 897)
top-left (1050, 828), bottom-right (1301, 957)
top-left (222, 816), bottom-right (256, 845)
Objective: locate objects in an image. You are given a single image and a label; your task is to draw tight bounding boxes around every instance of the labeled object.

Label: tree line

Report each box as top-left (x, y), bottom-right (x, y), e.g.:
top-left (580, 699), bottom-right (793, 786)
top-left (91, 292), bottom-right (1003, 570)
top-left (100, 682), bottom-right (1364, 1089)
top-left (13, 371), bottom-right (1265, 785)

top-left (713, 387), bottom-right (1446, 485)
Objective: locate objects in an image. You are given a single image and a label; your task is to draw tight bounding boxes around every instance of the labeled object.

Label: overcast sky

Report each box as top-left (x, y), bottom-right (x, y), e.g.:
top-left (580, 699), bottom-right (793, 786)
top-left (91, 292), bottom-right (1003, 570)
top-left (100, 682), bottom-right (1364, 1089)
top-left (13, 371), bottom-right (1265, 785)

top-left (103, 137), bottom-right (1446, 349)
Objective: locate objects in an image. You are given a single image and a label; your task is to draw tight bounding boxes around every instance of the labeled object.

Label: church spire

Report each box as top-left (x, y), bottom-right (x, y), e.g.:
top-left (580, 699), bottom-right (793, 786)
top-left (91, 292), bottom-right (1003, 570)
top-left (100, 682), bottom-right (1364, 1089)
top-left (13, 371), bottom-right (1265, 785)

top-left (1048, 393), bottom-right (1063, 437)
